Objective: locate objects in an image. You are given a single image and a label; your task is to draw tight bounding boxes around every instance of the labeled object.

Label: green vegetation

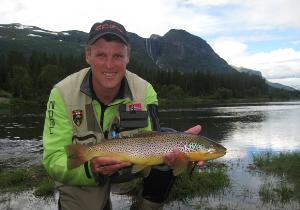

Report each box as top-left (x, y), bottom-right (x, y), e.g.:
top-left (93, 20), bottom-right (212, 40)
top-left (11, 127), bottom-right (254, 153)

top-left (0, 165), bottom-right (55, 197)
top-left (253, 152), bottom-right (300, 202)
top-left (259, 181), bottom-right (294, 203)
top-left (168, 163), bottom-right (229, 202)
top-left (9, 98), bottom-right (45, 114)
top-left (1, 50), bottom-right (299, 110)
top-left (0, 162), bottom-right (229, 201)
top-left (0, 50), bottom-right (87, 104)
top-left (132, 67), bottom-right (300, 102)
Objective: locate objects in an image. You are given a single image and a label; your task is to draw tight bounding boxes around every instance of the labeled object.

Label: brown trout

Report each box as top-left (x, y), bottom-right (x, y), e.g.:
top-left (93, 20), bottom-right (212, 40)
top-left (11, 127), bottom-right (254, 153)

top-left (66, 132), bottom-right (226, 176)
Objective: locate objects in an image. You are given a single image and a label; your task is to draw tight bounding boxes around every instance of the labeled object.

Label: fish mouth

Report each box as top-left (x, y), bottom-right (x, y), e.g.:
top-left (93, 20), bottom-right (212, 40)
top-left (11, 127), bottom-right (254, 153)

top-left (208, 144), bottom-right (227, 155)
top-left (211, 151), bottom-right (226, 159)
top-left (209, 146), bottom-right (227, 158)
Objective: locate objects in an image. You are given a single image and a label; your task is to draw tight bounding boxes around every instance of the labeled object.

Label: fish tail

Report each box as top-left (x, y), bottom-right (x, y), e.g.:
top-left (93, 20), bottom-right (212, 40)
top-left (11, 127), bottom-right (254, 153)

top-left (65, 144), bottom-right (88, 169)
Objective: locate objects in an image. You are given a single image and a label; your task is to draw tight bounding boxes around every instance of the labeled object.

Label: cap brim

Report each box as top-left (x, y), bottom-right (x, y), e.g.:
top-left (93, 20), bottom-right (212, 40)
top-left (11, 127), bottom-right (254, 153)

top-left (87, 32), bottom-right (129, 45)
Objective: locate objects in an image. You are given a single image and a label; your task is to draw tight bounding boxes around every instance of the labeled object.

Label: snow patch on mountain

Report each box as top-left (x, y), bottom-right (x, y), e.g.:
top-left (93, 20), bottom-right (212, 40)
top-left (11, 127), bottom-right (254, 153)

top-left (14, 24), bottom-right (33, 30)
top-left (33, 29), bottom-right (58, 35)
top-left (27, 34), bottom-right (42, 37)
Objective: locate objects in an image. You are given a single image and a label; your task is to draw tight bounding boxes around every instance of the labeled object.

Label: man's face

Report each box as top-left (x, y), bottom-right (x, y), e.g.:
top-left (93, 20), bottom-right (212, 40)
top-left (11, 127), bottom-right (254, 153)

top-left (85, 38), bottom-right (129, 91)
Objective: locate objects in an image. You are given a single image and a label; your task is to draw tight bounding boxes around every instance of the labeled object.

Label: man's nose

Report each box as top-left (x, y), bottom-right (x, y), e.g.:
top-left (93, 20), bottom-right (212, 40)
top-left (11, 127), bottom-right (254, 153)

top-left (105, 57), bottom-right (114, 69)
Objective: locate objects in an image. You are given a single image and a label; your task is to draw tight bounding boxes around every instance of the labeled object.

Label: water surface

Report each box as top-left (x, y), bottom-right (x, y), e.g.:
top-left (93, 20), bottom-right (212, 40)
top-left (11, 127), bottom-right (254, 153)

top-left (1, 101), bottom-right (300, 209)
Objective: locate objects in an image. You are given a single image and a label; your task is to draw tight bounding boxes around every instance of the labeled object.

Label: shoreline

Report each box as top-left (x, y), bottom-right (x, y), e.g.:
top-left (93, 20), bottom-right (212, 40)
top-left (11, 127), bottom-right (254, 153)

top-left (1, 97), bottom-right (300, 115)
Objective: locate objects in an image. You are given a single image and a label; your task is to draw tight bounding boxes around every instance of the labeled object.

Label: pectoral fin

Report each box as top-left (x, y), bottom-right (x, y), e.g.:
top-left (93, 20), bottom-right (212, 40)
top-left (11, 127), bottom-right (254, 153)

top-left (172, 151), bottom-right (189, 176)
top-left (132, 164), bottom-right (148, 173)
top-left (141, 166), bottom-right (152, 177)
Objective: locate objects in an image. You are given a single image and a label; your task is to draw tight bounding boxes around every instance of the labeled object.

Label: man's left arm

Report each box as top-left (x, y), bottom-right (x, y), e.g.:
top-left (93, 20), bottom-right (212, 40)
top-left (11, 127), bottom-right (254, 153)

top-left (144, 83), bottom-right (160, 131)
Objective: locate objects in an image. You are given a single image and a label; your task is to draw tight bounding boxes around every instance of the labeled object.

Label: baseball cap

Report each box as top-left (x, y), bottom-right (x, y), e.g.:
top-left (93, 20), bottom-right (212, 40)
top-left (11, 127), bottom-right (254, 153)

top-left (87, 20), bottom-right (129, 45)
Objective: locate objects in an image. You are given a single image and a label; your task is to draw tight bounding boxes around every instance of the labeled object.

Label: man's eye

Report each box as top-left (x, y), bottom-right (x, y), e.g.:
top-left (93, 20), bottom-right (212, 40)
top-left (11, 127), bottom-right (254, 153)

top-left (96, 53), bottom-right (105, 57)
top-left (114, 54), bottom-right (123, 58)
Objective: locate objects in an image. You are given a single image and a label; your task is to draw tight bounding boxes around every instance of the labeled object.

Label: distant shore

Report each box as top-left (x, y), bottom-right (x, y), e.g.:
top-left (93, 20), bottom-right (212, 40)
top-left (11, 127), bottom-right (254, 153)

top-left (1, 96), bottom-right (300, 115)
top-left (158, 97), bottom-right (300, 109)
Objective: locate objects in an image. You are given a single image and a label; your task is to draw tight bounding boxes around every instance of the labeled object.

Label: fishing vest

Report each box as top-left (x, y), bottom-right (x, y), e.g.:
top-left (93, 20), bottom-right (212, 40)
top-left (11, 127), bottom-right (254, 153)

top-left (55, 67), bottom-right (150, 145)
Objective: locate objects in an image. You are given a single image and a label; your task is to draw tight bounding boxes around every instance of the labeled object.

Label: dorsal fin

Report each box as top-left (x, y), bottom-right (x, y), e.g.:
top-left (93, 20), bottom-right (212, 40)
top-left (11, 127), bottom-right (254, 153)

top-left (118, 131), bottom-right (161, 139)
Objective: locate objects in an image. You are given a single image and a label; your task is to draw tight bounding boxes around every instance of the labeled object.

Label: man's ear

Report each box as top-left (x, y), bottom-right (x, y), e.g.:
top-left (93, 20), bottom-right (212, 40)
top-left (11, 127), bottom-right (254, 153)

top-left (85, 51), bottom-right (91, 65)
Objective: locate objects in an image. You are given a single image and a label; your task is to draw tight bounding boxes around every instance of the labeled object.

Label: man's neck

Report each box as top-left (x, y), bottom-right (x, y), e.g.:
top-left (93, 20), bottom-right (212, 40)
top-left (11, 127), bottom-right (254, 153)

top-left (94, 86), bottom-right (120, 105)
top-left (90, 73), bottom-right (125, 105)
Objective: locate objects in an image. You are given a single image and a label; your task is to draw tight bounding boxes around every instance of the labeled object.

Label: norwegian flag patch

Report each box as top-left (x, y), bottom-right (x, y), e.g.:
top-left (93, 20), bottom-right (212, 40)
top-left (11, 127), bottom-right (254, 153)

top-left (127, 103), bottom-right (143, 112)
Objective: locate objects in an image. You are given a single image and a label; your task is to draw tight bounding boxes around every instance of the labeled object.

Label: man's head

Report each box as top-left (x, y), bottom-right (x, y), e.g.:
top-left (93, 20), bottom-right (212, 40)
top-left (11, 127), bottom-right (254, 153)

top-left (85, 20), bottom-right (130, 96)
top-left (87, 20), bottom-right (129, 46)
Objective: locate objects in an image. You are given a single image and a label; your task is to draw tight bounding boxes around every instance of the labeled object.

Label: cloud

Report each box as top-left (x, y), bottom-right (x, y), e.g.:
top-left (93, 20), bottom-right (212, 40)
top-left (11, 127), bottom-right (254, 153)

top-left (0, 0), bottom-right (25, 21)
top-left (210, 39), bottom-right (300, 80)
top-left (1, 0), bottom-right (299, 38)
top-left (232, 0), bottom-right (300, 30)
top-left (0, 0), bottom-right (299, 89)
top-left (210, 39), bottom-right (247, 59)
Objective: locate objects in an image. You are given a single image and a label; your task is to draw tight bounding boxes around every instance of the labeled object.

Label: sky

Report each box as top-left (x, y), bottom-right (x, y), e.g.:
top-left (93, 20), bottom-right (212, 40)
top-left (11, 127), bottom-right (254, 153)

top-left (1, 0), bottom-right (300, 89)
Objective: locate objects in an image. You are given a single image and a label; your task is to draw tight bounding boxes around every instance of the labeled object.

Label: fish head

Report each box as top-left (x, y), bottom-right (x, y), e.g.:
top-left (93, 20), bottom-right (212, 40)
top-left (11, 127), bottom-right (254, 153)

top-left (184, 135), bottom-right (227, 161)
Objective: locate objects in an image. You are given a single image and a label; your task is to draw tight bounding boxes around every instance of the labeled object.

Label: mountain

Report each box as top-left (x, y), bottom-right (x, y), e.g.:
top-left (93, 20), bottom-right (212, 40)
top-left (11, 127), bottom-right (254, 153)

top-left (0, 23), bottom-right (297, 91)
top-left (0, 23), bottom-right (86, 56)
top-left (233, 66), bottom-right (297, 91)
top-left (267, 81), bottom-right (297, 91)
top-left (0, 23), bottom-right (234, 74)
top-left (138, 29), bottom-right (235, 73)
top-left (233, 66), bottom-right (262, 77)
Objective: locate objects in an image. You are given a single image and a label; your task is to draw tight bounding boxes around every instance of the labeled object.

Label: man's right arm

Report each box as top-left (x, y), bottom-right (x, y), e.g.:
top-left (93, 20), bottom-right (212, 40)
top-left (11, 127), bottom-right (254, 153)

top-left (42, 88), bottom-right (96, 186)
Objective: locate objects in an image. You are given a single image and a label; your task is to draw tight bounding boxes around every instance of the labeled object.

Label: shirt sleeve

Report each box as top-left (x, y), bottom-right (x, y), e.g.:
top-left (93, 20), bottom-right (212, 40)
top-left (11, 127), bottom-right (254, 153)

top-left (145, 83), bottom-right (158, 106)
top-left (142, 83), bottom-right (159, 131)
top-left (42, 87), bottom-right (96, 186)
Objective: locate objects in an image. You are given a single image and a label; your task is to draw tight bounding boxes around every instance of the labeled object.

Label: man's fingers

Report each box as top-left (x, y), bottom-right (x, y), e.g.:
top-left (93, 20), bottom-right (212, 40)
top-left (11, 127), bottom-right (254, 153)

top-left (185, 125), bottom-right (202, 135)
top-left (94, 162), bottom-right (130, 175)
top-left (164, 148), bottom-right (187, 167)
top-left (164, 151), bottom-right (176, 166)
top-left (91, 157), bottom-right (131, 174)
top-left (197, 160), bottom-right (206, 167)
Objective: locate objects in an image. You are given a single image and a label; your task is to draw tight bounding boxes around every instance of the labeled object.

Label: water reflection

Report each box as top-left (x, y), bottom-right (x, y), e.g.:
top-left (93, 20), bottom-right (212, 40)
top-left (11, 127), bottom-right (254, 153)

top-left (0, 115), bottom-right (43, 168)
top-left (159, 101), bottom-right (300, 209)
top-left (160, 101), bottom-right (300, 161)
top-left (0, 115), bottom-right (43, 141)
top-left (1, 101), bottom-right (300, 209)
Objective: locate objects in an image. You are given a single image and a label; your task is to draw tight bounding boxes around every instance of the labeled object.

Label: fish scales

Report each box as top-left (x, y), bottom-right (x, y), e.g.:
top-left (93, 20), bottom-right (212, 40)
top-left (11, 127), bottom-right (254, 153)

top-left (88, 133), bottom-right (199, 157)
top-left (66, 132), bottom-right (227, 174)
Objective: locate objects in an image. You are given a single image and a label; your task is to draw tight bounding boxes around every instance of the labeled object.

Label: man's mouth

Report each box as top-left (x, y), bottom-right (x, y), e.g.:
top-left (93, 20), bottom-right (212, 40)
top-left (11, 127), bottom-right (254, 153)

top-left (103, 72), bottom-right (116, 78)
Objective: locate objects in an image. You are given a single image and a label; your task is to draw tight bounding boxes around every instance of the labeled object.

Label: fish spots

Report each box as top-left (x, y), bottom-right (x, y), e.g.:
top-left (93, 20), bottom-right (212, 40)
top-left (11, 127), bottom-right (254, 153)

top-left (186, 142), bottom-right (205, 152)
top-left (80, 132), bottom-right (225, 165)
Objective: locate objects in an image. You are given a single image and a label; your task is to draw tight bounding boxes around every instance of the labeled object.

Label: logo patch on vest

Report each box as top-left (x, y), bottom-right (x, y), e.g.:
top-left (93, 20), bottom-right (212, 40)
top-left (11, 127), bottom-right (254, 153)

top-left (127, 103), bottom-right (143, 112)
top-left (72, 109), bottom-right (83, 126)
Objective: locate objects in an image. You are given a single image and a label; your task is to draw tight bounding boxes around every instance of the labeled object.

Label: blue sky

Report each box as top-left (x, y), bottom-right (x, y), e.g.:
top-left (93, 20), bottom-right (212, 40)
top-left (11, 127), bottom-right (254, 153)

top-left (1, 0), bottom-right (300, 89)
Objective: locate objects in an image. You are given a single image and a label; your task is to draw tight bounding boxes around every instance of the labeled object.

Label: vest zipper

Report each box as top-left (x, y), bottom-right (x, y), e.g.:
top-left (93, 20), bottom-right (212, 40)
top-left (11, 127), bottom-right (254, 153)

top-left (100, 100), bottom-right (130, 139)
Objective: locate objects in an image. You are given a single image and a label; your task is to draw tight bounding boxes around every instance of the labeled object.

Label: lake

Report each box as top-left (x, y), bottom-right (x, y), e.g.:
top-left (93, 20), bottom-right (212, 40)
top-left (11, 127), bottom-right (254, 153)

top-left (1, 101), bottom-right (300, 209)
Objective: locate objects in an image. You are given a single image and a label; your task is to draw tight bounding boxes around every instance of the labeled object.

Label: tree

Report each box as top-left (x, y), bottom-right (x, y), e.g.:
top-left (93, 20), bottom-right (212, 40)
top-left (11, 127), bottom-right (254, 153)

top-left (37, 64), bottom-right (65, 100)
top-left (9, 66), bottom-right (34, 99)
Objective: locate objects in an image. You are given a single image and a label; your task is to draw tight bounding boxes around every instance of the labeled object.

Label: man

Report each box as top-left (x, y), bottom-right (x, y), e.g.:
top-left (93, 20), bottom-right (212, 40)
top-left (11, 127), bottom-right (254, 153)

top-left (43, 20), bottom-right (203, 210)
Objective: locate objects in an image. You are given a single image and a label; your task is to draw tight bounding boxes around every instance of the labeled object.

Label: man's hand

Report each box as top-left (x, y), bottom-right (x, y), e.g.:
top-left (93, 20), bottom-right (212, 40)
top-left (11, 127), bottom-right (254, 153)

top-left (164, 125), bottom-right (205, 167)
top-left (90, 157), bottom-right (131, 175)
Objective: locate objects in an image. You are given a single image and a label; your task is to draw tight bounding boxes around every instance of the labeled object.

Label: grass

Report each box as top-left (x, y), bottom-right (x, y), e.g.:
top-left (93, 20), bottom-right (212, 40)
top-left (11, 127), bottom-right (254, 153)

top-left (259, 181), bottom-right (294, 203)
top-left (253, 152), bottom-right (300, 202)
top-left (0, 162), bottom-right (229, 201)
top-left (0, 165), bottom-right (55, 197)
top-left (168, 162), bottom-right (229, 203)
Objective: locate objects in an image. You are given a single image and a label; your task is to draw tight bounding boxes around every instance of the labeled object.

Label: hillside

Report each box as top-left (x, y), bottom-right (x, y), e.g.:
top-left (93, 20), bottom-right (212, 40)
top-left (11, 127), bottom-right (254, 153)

top-left (233, 66), bottom-right (297, 91)
top-left (0, 23), bottom-right (298, 97)
top-left (0, 23), bottom-right (234, 74)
